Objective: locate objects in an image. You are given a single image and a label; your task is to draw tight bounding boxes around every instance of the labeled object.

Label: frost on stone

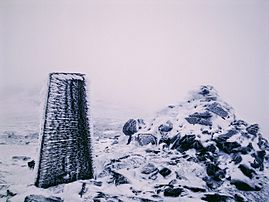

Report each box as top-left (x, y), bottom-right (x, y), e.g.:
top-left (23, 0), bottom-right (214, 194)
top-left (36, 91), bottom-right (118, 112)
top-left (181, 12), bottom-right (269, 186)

top-left (35, 73), bottom-right (93, 188)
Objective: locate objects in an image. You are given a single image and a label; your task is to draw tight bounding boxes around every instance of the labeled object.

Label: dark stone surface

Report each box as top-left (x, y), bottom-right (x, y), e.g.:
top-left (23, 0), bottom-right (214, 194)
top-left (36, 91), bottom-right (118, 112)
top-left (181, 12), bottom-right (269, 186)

top-left (258, 136), bottom-right (269, 150)
top-left (159, 168), bottom-right (172, 177)
top-left (183, 186), bottom-right (206, 192)
top-left (136, 134), bottom-right (157, 146)
top-left (171, 135), bottom-right (196, 152)
top-left (206, 144), bottom-right (217, 153)
top-left (123, 119), bottom-right (138, 136)
top-left (251, 150), bottom-right (266, 170)
top-left (238, 164), bottom-right (256, 179)
top-left (28, 160), bottom-right (35, 170)
top-left (201, 193), bottom-right (232, 202)
top-left (110, 171), bottom-right (129, 186)
top-left (24, 195), bottom-right (63, 202)
top-left (215, 139), bottom-right (241, 154)
top-left (158, 121), bottom-right (173, 133)
top-left (217, 130), bottom-right (237, 142)
top-left (246, 124), bottom-right (259, 136)
top-left (231, 153), bottom-right (242, 165)
top-left (205, 162), bottom-right (226, 181)
top-left (185, 112), bottom-right (212, 126)
top-left (206, 102), bottom-right (228, 118)
top-left (231, 179), bottom-right (262, 191)
top-left (163, 187), bottom-right (183, 197)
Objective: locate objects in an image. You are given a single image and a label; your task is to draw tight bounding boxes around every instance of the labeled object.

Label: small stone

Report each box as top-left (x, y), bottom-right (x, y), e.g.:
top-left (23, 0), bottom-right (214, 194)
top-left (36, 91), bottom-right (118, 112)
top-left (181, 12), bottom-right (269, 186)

top-left (163, 187), bottom-right (183, 197)
top-left (159, 168), bottom-right (172, 177)
top-left (136, 134), bottom-right (157, 146)
top-left (234, 193), bottom-right (247, 202)
top-left (258, 136), bottom-right (269, 150)
top-left (109, 171), bottom-right (129, 186)
top-left (183, 186), bottom-right (206, 192)
top-left (232, 153), bottom-right (242, 165)
top-left (24, 195), bottom-right (63, 202)
top-left (246, 124), bottom-right (259, 136)
top-left (206, 144), bottom-right (217, 153)
top-left (123, 119), bottom-right (138, 136)
top-left (206, 102), bottom-right (228, 118)
top-left (158, 121), bottom-right (173, 133)
top-left (28, 160), bottom-right (35, 170)
top-left (217, 130), bottom-right (237, 142)
top-left (141, 163), bottom-right (158, 175)
top-left (201, 193), bottom-right (232, 202)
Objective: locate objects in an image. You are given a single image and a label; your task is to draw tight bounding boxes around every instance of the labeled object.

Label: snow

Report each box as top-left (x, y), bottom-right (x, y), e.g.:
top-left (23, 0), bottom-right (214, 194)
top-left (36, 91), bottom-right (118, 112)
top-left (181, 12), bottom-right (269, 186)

top-left (1, 85), bottom-right (269, 201)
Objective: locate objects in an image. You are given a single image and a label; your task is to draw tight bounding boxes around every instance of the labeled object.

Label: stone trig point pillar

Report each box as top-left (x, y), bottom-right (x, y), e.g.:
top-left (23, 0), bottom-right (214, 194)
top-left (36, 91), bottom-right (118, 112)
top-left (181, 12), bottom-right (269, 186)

top-left (35, 72), bottom-right (93, 188)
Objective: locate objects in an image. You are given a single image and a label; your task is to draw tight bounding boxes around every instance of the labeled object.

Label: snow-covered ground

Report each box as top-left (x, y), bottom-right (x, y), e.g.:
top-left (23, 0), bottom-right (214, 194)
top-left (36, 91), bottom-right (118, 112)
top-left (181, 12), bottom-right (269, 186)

top-left (1, 85), bottom-right (269, 201)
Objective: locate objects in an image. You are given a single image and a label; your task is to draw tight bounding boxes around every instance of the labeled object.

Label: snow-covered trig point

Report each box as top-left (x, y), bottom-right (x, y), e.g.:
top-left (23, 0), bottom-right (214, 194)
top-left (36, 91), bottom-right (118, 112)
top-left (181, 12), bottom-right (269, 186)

top-left (35, 72), bottom-right (93, 188)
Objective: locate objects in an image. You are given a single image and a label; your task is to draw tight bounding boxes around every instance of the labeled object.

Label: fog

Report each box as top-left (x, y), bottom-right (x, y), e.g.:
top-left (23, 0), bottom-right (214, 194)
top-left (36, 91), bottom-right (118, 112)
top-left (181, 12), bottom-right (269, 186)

top-left (0, 0), bottom-right (268, 135)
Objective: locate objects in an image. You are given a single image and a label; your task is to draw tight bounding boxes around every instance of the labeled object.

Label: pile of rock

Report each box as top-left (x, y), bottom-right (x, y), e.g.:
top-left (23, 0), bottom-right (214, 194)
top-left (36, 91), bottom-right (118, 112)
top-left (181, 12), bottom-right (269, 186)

top-left (116, 85), bottom-right (269, 201)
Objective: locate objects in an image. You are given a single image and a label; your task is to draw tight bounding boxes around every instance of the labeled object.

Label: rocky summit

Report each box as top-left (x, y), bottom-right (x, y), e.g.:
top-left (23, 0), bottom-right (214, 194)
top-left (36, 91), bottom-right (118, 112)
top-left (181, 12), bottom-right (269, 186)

top-left (92, 85), bottom-right (269, 201)
top-left (4, 85), bottom-right (269, 202)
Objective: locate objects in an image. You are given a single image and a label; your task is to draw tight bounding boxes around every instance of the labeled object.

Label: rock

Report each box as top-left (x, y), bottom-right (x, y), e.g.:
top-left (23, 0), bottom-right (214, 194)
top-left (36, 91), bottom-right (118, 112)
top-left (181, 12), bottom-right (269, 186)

top-left (199, 86), bottom-right (210, 96)
top-left (201, 193), bottom-right (232, 202)
top-left (258, 136), bottom-right (269, 150)
top-left (231, 153), bottom-right (242, 165)
top-left (238, 164), bottom-right (256, 179)
top-left (217, 130), bottom-right (237, 142)
top-left (206, 102), bottom-right (228, 118)
top-left (163, 187), bottom-right (183, 197)
top-left (206, 144), bottom-right (217, 153)
top-left (159, 168), bottom-right (172, 177)
top-left (123, 119), bottom-right (138, 136)
top-left (215, 140), bottom-right (241, 154)
top-left (246, 124), bottom-right (259, 136)
top-left (206, 163), bottom-right (226, 181)
top-left (24, 195), bottom-right (63, 202)
top-left (251, 150), bottom-right (266, 170)
top-left (79, 183), bottom-right (87, 198)
top-left (171, 135), bottom-right (196, 152)
top-left (141, 163), bottom-right (158, 175)
top-left (137, 119), bottom-right (146, 130)
top-left (28, 160), bottom-right (35, 170)
top-left (158, 121), bottom-right (173, 133)
top-left (231, 179), bottom-right (262, 191)
top-left (185, 112), bottom-right (212, 126)
top-left (109, 171), bottom-right (129, 186)
top-left (183, 186), bottom-right (206, 192)
top-left (7, 189), bottom-right (16, 197)
top-left (237, 143), bottom-right (253, 155)
top-left (12, 156), bottom-right (31, 161)
top-left (136, 134), bottom-right (157, 146)
top-left (203, 176), bottom-right (224, 189)
top-left (234, 193), bottom-right (247, 202)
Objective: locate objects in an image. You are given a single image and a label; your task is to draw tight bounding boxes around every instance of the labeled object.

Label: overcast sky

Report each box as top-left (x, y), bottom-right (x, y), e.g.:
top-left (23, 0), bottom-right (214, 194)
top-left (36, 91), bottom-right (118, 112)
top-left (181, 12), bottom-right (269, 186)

top-left (0, 0), bottom-right (268, 134)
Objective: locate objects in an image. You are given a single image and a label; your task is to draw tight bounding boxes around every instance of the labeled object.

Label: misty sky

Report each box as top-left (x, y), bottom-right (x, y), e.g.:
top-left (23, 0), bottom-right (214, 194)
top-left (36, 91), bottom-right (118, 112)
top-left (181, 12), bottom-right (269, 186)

top-left (0, 0), bottom-right (268, 135)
